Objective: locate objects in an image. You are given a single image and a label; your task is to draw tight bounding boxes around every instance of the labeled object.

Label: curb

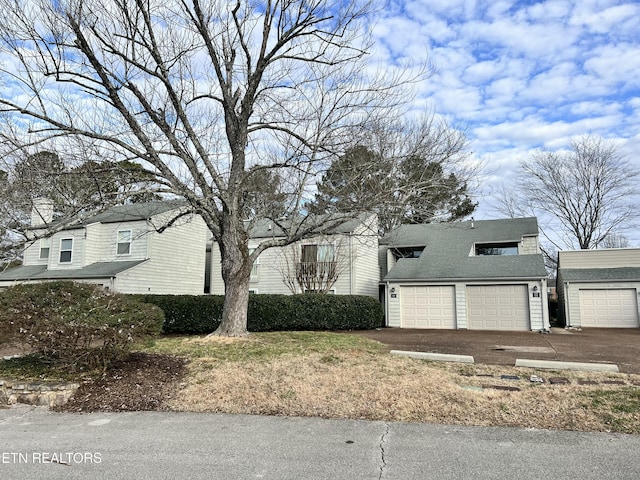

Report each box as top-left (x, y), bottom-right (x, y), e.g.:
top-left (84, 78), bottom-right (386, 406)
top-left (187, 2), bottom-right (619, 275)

top-left (390, 350), bottom-right (474, 364)
top-left (515, 359), bottom-right (619, 373)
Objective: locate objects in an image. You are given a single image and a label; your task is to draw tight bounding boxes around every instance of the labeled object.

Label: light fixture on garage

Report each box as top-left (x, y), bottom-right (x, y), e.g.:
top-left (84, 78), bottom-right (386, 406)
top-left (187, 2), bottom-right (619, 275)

top-left (390, 287), bottom-right (396, 293)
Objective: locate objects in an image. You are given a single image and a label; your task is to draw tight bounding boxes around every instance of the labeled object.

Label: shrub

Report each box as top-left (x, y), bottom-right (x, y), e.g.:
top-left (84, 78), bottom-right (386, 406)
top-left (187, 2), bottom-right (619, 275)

top-left (137, 293), bottom-right (384, 334)
top-left (0, 281), bottom-right (164, 371)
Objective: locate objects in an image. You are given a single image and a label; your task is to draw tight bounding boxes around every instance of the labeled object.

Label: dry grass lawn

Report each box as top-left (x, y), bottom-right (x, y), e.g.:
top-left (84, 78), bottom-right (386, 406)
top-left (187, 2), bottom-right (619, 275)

top-left (144, 332), bottom-right (640, 434)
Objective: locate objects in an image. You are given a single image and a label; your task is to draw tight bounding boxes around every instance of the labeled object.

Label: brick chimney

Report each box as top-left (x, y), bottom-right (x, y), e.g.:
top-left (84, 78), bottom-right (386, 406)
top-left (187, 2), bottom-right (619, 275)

top-left (30, 198), bottom-right (54, 226)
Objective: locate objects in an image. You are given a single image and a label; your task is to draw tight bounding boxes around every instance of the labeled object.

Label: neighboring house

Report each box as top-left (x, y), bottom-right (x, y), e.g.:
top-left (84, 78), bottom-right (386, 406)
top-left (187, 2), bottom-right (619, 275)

top-left (557, 248), bottom-right (640, 328)
top-left (380, 217), bottom-right (549, 331)
top-left (207, 214), bottom-right (380, 297)
top-left (0, 201), bottom-right (208, 295)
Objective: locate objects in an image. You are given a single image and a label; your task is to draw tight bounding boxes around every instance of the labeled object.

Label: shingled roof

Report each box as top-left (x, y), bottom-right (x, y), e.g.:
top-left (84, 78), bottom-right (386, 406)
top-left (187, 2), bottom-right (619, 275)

top-left (381, 217), bottom-right (547, 281)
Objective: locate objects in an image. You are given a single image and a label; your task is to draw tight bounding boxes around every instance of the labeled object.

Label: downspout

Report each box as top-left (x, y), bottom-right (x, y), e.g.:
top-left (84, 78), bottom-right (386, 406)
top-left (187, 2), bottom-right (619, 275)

top-left (349, 234), bottom-right (354, 295)
top-left (564, 282), bottom-right (571, 327)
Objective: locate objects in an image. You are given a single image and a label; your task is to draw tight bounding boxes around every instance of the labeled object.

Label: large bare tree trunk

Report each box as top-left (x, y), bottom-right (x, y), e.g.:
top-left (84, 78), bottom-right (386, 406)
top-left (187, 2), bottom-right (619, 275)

top-left (211, 215), bottom-right (253, 337)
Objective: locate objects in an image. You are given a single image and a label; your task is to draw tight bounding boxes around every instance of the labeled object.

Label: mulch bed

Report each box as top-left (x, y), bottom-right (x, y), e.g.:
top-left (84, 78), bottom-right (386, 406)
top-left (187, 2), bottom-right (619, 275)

top-left (53, 352), bottom-right (188, 413)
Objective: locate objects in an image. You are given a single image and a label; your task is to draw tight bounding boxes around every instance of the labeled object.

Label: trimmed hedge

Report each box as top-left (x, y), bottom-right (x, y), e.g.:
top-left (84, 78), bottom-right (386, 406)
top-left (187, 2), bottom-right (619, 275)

top-left (135, 294), bottom-right (384, 334)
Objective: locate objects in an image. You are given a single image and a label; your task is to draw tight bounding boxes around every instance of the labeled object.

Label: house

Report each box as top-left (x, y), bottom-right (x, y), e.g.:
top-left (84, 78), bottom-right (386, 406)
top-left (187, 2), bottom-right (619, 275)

top-left (556, 248), bottom-right (640, 328)
top-left (207, 213), bottom-right (380, 297)
top-left (0, 201), bottom-right (208, 295)
top-left (380, 217), bottom-right (549, 331)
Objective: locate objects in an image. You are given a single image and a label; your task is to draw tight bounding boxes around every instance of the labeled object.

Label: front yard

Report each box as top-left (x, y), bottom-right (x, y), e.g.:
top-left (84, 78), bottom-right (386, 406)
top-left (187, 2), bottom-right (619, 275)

top-left (2, 332), bottom-right (639, 434)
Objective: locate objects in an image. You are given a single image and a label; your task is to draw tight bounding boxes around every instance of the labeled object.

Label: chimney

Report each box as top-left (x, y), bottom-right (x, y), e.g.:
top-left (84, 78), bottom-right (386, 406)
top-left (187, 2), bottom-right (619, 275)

top-left (30, 198), bottom-right (54, 226)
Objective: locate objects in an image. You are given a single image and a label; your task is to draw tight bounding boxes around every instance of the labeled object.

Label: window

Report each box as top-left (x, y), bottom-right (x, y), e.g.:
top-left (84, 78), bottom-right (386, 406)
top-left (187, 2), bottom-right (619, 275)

top-left (301, 243), bottom-right (335, 263)
top-left (117, 230), bottom-right (132, 255)
top-left (392, 246), bottom-right (424, 261)
top-left (59, 238), bottom-right (73, 263)
top-left (475, 242), bottom-right (518, 256)
top-left (249, 248), bottom-right (259, 278)
top-left (39, 238), bottom-right (50, 260)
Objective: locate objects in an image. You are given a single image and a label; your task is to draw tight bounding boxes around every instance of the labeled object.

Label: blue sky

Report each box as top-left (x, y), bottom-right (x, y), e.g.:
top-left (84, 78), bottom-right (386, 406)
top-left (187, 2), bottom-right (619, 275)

top-left (371, 0), bottom-right (640, 223)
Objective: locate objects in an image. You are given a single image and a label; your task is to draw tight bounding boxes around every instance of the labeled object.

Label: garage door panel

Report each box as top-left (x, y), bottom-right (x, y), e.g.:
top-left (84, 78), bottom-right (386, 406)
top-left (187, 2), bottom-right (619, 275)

top-left (401, 286), bottom-right (456, 329)
top-left (579, 289), bottom-right (638, 328)
top-left (467, 285), bottom-right (529, 331)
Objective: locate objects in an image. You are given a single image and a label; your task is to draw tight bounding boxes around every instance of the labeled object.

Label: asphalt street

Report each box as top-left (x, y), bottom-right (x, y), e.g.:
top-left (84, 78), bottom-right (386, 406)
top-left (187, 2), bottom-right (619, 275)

top-left (1, 405), bottom-right (639, 479)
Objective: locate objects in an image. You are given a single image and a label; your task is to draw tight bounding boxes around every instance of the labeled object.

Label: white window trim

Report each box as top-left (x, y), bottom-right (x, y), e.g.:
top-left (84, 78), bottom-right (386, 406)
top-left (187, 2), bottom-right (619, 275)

top-left (249, 248), bottom-right (259, 278)
top-left (39, 238), bottom-right (51, 260)
top-left (59, 238), bottom-right (73, 263)
top-left (117, 229), bottom-right (132, 256)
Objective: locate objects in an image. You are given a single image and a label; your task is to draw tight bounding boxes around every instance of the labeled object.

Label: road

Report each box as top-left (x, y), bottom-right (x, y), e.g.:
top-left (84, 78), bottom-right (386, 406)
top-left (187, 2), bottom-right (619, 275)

top-left (1, 405), bottom-right (639, 479)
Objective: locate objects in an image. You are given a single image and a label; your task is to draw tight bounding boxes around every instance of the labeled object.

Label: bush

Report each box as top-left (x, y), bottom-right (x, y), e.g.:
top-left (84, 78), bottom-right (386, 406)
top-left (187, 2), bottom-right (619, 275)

top-left (137, 294), bottom-right (383, 334)
top-left (0, 281), bottom-right (164, 371)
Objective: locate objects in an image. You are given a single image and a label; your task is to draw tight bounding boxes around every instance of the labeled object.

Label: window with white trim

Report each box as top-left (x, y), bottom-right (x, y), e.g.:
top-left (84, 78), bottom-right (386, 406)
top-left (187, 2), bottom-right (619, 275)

top-left (59, 238), bottom-right (73, 263)
top-left (117, 230), bottom-right (132, 255)
top-left (249, 248), bottom-right (259, 278)
top-left (39, 238), bottom-right (50, 260)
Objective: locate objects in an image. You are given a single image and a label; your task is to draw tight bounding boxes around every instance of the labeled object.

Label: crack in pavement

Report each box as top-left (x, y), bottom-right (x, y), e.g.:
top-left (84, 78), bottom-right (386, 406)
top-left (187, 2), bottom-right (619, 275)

top-left (378, 422), bottom-right (390, 479)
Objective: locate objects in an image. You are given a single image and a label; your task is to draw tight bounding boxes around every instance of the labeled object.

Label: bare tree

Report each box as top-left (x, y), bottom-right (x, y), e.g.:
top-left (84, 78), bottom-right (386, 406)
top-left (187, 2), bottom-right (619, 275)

top-left (493, 135), bottom-right (638, 251)
top-left (274, 237), bottom-right (354, 294)
top-left (0, 1), bottom-right (423, 336)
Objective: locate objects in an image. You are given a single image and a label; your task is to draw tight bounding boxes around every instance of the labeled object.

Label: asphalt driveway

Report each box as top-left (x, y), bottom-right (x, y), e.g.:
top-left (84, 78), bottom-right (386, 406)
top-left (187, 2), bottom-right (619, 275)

top-left (352, 328), bottom-right (640, 374)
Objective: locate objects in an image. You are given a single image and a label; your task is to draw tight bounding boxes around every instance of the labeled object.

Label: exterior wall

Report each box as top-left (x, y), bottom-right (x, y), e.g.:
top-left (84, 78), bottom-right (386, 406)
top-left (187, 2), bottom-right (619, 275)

top-left (23, 239), bottom-right (45, 266)
top-left (84, 221), bottom-right (150, 264)
top-left (210, 221), bottom-right (379, 298)
top-left (47, 229), bottom-right (86, 270)
top-left (558, 248), bottom-right (640, 269)
top-left (562, 281), bottom-right (640, 327)
top-left (454, 283), bottom-right (468, 329)
top-left (114, 213), bottom-right (207, 295)
top-left (520, 235), bottom-right (540, 254)
top-left (352, 218), bottom-right (380, 297)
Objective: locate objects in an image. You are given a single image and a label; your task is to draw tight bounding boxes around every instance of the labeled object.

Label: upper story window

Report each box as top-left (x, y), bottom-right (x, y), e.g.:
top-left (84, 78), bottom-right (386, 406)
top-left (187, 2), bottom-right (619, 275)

top-left (249, 248), bottom-right (259, 278)
top-left (117, 230), bottom-right (132, 255)
top-left (59, 238), bottom-right (73, 263)
top-left (475, 242), bottom-right (519, 256)
top-left (39, 238), bottom-right (50, 260)
top-left (392, 246), bottom-right (425, 261)
top-left (302, 243), bottom-right (335, 263)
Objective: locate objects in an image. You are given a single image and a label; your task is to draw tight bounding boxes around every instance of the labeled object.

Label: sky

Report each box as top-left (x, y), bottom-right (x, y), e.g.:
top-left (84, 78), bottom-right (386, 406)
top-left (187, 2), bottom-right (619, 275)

top-left (371, 0), bottom-right (640, 227)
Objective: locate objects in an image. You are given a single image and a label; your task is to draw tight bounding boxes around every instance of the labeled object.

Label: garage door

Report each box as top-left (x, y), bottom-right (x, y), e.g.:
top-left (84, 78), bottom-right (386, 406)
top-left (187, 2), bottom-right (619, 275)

top-left (467, 285), bottom-right (529, 331)
top-left (401, 286), bottom-right (456, 329)
top-left (579, 289), bottom-right (639, 328)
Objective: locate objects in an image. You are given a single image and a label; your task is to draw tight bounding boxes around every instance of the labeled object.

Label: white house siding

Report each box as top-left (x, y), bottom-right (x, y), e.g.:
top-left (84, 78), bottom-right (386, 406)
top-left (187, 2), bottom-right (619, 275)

top-left (47, 229), bottom-right (86, 270)
top-left (520, 235), bottom-right (540, 255)
top-left (210, 225), bottom-right (378, 297)
top-left (386, 282), bottom-right (402, 327)
top-left (454, 283), bottom-right (468, 329)
top-left (114, 214), bottom-right (207, 295)
top-left (23, 239), bottom-right (46, 266)
top-left (563, 282), bottom-right (640, 328)
top-left (82, 221), bottom-right (149, 265)
top-left (352, 233), bottom-right (380, 297)
top-left (559, 248), bottom-right (640, 269)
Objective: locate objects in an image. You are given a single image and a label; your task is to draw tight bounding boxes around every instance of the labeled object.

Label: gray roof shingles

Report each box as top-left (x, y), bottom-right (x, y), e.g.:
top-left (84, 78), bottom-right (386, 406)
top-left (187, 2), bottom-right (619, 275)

top-left (381, 217), bottom-right (547, 281)
top-left (0, 260), bottom-right (146, 281)
top-left (558, 267), bottom-right (640, 282)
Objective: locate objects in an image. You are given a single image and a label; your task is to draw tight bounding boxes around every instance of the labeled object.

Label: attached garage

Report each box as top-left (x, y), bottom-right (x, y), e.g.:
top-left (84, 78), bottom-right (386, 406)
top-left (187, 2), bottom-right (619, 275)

top-left (557, 249), bottom-right (640, 329)
top-left (467, 285), bottom-right (530, 331)
top-left (579, 289), bottom-right (639, 328)
top-left (401, 285), bottom-right (456, 328)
